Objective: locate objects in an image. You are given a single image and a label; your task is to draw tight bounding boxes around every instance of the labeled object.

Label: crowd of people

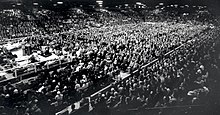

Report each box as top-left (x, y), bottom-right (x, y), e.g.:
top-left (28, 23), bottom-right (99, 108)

top-left (0, 4), bottom-right (219, 115)
top-left (33, 8), bottom-right (143, 34)
top-left (0, 9), bottom-right (44, 41)
top-left (0, 5), bottom-right (217, 41)
top-left (85, 26), bottom-right (220, 115)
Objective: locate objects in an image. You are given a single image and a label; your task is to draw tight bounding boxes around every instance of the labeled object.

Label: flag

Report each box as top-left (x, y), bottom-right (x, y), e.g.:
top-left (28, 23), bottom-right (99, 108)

top-left (88, 97), bottom-right (93, 112)
top-left (74, 102), bottom-right (80, 110)
top-left (67, 105), bottom-right (73, 114)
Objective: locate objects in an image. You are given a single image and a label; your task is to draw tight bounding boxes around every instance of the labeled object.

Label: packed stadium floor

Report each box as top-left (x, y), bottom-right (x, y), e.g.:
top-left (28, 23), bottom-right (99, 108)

top-left (0, 4), bottom-right (220, 115)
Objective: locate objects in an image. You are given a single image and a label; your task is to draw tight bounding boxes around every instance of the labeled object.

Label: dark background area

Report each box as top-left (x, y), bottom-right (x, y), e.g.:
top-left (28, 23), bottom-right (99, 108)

top-left (0, 0), bottom-right (219, 15)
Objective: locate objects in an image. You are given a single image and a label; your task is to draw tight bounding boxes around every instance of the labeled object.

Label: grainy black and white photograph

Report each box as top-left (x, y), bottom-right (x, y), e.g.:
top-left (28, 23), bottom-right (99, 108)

top-left (0, 0), bottom-right (219, 115)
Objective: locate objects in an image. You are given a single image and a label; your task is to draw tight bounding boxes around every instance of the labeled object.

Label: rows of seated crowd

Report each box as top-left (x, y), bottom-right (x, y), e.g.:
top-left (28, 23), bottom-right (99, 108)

top-left (0, 6), bottom-right (219, 115)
